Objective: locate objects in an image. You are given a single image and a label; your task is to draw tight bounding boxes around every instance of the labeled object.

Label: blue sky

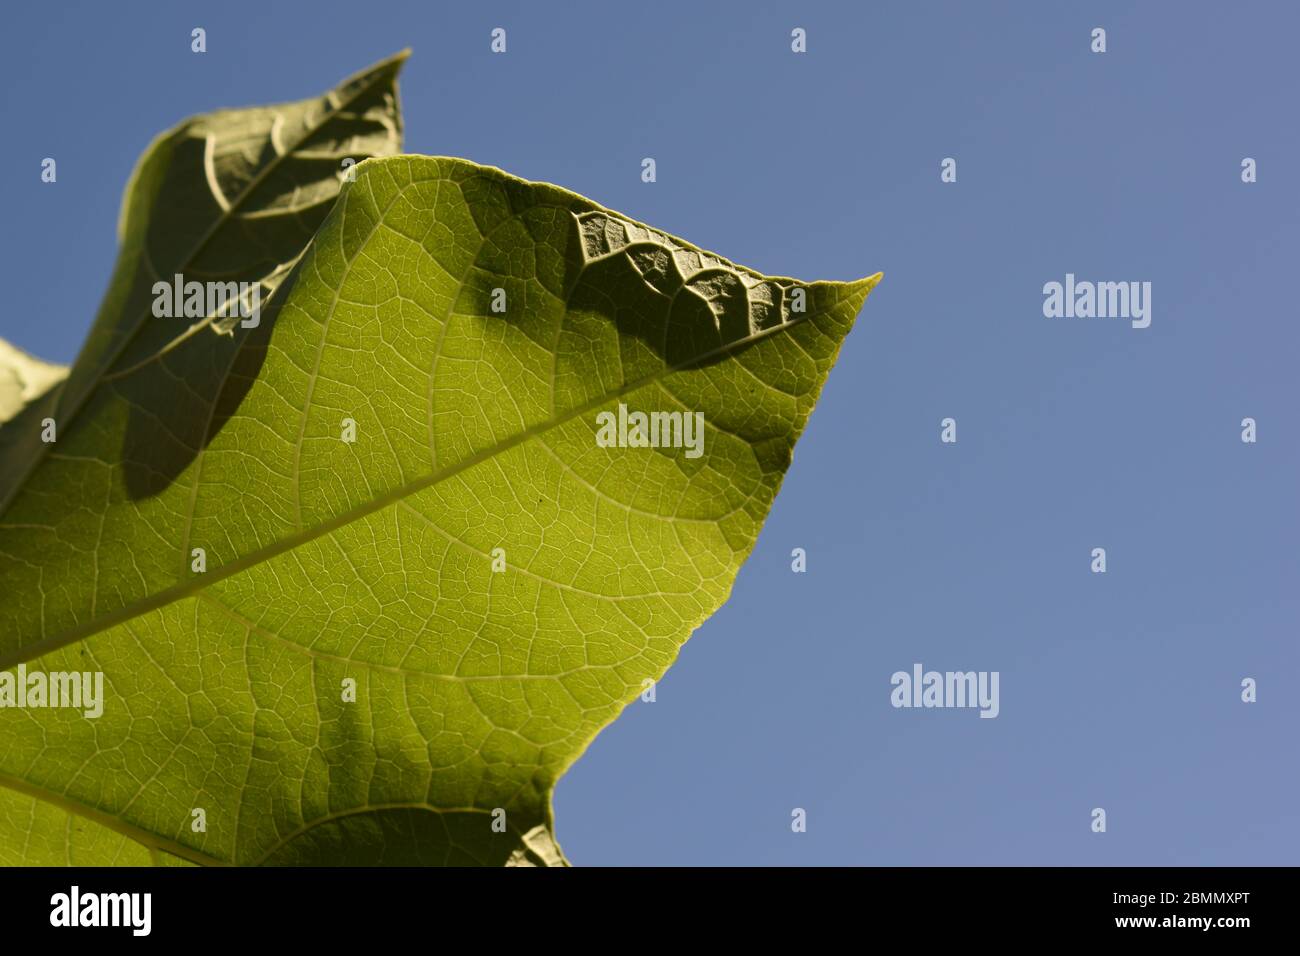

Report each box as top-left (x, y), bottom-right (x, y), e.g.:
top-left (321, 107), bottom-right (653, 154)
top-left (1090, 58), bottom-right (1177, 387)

top-left (2, 1), bottom-right (1296, 865)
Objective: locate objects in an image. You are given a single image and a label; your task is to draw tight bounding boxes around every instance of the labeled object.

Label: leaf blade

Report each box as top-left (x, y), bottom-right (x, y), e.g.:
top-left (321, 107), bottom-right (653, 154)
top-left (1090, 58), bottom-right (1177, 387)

top-left (0, 154), bottom-right (877, 865)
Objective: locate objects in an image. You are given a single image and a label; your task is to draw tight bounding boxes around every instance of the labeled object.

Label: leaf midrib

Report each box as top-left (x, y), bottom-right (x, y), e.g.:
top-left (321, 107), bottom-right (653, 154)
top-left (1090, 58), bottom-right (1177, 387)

top-left (0, 770), bottom-right (229, 867)
top-left (0, 310), bottom-right (828, 671)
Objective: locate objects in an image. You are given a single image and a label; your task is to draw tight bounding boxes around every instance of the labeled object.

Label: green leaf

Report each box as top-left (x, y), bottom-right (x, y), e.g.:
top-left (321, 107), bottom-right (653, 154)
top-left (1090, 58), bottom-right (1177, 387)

top-left (0, 50), bottom-right (408, 517)
top-left (0, 147), bottom-right (878, 864)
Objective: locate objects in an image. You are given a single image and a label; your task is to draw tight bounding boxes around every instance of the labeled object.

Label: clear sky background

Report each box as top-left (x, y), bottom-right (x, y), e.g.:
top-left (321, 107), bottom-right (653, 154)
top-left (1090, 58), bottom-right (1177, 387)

top-left (1, 1), bottom-right (1296, 865)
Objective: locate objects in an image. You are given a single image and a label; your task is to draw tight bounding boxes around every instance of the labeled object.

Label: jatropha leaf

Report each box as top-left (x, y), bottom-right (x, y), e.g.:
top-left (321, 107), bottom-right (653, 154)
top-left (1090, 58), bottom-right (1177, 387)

top-left (0, 62), bottom-right (878, 866)
top-left (0, 50), bottom-right (408, 517)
